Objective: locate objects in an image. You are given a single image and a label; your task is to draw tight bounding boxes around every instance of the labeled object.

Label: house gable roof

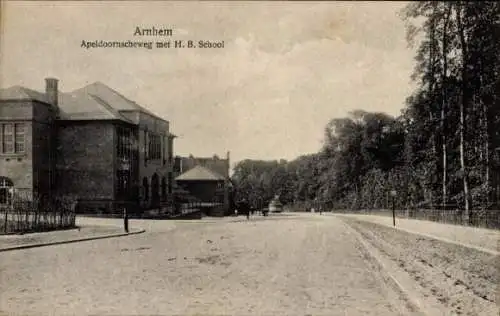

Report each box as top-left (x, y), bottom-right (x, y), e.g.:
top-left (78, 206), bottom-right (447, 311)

top-left (72, 82), bottom-right (166, 122)
top-left (0, 86), bottom-right (49, 103)
top-left (0, 81), bottom-right (165, 125)
top-left (176, 165), bottom-right (226, 181)
top-left (57, 90), bottom-right (133, 123)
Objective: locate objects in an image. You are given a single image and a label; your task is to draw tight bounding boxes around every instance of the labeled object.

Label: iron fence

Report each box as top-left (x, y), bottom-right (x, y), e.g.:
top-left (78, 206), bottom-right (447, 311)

top-left (330, 208), bottom-right (500, 230)
top-left (74, 200), bottom-right (219, 219)
top-left (0, 196), bottom-right (77, 234)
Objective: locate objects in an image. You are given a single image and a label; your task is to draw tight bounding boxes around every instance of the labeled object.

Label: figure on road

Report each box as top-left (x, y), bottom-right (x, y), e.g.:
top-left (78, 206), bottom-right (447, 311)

top-left (236, 199), bottom-right (251, 220)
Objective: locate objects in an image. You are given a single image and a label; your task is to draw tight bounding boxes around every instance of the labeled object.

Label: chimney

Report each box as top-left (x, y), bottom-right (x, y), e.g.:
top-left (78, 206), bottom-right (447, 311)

top-left (45, 78), bottom-right (59, 107)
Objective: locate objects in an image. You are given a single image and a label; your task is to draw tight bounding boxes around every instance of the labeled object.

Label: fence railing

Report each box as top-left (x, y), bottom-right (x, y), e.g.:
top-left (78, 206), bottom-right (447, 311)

top-left (0, 198), bottom-right (77, 234)
top-left (175, 201), bottom-right (225, 217)
top-left (328, 208), bottom-right (500, 230)
top-left (75, 200), bottom-right (224, 219)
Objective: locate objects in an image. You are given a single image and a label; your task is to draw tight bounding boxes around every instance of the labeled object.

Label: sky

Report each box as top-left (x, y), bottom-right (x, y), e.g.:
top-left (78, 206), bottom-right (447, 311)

top-left (0, 1), bottom-right (416, 167)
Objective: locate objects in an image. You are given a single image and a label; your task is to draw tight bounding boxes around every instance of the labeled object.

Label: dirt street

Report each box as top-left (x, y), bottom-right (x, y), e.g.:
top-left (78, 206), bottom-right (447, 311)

top-left (0, 214), bottom-right (411, 316)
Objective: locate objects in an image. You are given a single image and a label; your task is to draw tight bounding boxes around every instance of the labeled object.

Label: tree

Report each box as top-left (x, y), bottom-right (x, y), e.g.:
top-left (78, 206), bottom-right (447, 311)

top-left (230, 2), bottom-right (499, 215)
top-left (402, 1), bottom-right (500, 216)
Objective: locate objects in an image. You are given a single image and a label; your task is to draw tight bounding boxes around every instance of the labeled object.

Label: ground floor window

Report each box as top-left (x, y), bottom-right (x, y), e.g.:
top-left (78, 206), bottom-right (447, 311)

top-left (0, 177), bottom-right (13, 205)
top-left (151, 174), bottom-right (160, 206)
top-left (116, 171), bottom-right (130, 199)
top-left (161, 177), bottom-right (167, 201)
top-left (168, 172), bottom-right (173, 194)
top-left (142, 177), bottom-right (149, 201)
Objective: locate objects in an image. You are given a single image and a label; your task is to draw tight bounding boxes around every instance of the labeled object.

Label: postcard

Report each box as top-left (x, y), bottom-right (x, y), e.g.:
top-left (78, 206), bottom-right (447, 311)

top-left (1, 1), bottom-right (498, 315)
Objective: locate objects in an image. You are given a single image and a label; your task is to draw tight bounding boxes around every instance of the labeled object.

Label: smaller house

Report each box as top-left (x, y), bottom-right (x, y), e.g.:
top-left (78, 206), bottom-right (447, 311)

top-left (174, 154), bottom-right (233, 216)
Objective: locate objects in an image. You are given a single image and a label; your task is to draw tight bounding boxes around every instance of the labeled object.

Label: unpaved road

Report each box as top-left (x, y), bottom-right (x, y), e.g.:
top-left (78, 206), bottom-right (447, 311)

top-left (1, 214), bottom-right (411, 316)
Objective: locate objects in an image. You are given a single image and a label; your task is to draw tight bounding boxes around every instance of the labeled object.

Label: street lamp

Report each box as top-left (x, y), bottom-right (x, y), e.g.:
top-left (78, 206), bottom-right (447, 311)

top-left (390, 190), bottom-right (397, 227)
top-left (123, 207), bottom-right (129, 233)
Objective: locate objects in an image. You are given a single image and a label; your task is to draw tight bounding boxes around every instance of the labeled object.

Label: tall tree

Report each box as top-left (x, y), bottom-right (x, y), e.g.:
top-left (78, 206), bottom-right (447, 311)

top-left (402, 1), bottom-right (499, 216)
top-left (440, 2), bottom-right (453, 210)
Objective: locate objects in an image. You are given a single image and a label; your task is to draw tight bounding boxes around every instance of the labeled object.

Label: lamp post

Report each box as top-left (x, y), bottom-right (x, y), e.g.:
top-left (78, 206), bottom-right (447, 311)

top-left (495, 147), bottom-right (500, 208)
top-left (119, 157), bottom-right (130, 233)
top-left (390, 190), bottom-right (397, 227)
top-left (123, 207), bottom-right (129, 233)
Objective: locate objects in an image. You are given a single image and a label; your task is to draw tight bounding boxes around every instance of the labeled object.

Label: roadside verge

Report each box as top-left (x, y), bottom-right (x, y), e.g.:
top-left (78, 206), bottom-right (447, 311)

top-left (339, 219), bottom-right (430, 316)
top-left (0, 227), bottom-right (145, 252)
top-left (341, 217), bottom-right (499, 316)
top-left (335, 213), bottom-right (499, 256)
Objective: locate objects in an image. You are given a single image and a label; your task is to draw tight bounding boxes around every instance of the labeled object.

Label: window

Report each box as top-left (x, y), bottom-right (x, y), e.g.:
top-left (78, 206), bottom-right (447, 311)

top-left (14, 124), bottom-right (25, 153)
top-left (116, 171), bottom-right (130, 198)
top-left (2, 124), bottom-right (14, 153)
top-left (167, 172), bottom-right (173, 194)
top-left (0, 123), bottom-right (25, 154)
top-left (144, 130), bottom-right (149, 165)
top-left (117, 126), bottom-right (132, 161)
top-left (158, 135), bottom-right (162, 160)
top-left (162, 135), bottom-right (167, 165)
top-left (161, 177), bottom-right (167, 200)
top-left (173, 157), bottom-right (182, 173)
top-left (148, 133), bottom-right (162, 160)
top-left (151, 173), bottom-right (160, 206)
top-left (167, 136), bottom-right (174, 163)
top-left (117, 126), bottom-right (134, 198)
top-left (0, 177), bottom-right (13, 205)
top-left (119, 127), bottom-right (136, 161)
top-left (142, 177), bottom-right (149, 201)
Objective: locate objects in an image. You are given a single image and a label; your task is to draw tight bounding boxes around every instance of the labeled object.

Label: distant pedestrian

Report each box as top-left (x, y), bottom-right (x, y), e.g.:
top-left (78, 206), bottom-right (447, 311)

top-left (246, 208), bottom-right (250, 220)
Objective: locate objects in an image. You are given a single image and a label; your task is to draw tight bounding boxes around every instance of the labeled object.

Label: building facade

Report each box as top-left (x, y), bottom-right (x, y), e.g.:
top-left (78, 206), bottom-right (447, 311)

top-left (0, 78), bottom-right (175, 214)
top-left (173, 153), bottom-right (232, 216)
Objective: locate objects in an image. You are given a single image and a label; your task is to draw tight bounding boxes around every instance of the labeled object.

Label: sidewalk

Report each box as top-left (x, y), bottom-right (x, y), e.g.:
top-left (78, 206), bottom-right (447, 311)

top-left (0, 225), bottom-right (144, 252)
top-left (335, 213), bottom-right (499, 255)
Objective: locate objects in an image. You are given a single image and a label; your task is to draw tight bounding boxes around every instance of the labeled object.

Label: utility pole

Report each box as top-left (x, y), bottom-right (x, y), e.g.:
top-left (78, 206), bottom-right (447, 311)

top-left (123, 207), bottom-right (129, 233)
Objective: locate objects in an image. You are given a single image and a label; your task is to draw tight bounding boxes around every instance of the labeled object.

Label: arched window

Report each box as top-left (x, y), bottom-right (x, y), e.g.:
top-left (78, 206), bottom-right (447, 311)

top-left (0, 177), bottom-right (14, 205)
top-left (151, 173), bottom-right (160, 206)
top-left (161, 177), bottom-right (167, 201)
top-left (142, 177), bottom-right (149, 201)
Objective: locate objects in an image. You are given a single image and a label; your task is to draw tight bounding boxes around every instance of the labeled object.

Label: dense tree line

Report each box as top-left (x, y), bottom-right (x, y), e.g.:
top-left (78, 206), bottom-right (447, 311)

top-left (232, 2), bottom-right (499, 216)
